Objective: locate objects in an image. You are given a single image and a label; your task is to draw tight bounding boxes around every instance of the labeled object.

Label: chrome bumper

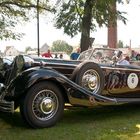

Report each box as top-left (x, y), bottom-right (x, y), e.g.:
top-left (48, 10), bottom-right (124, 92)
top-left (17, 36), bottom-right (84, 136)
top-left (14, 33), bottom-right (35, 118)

top-left (0, 100), bottom-right (14, 113)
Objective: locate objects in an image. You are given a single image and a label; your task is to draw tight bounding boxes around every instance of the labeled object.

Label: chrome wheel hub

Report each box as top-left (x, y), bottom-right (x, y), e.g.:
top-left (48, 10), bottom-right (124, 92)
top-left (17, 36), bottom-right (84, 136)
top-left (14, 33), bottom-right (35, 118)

top-left (88, 76), bottom-right (97, 90)
top-left (82, 69), bottom-right (100, 92)
top-left (40, 97), bottom-right (54, 115)
top-left (32, 89), bottom-right (59, 121)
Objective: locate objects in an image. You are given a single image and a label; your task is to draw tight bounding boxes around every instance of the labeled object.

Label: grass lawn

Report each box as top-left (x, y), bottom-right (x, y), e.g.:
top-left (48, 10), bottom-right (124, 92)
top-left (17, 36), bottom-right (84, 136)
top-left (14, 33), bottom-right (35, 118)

top-left (0, 103), bottom-right (140, 140)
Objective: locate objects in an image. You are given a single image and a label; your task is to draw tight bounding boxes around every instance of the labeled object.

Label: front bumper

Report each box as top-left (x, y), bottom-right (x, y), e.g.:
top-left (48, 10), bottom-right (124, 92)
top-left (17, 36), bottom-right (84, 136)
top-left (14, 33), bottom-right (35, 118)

top-left (0, 100), bottom-right (14, 113)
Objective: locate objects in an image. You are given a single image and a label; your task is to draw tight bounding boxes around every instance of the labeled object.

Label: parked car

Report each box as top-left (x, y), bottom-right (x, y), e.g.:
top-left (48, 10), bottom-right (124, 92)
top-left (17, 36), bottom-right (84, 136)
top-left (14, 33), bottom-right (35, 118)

top-left (3, 57), bottom-right (12, 65)
top-left (0, 48), bottom-right (140, 128)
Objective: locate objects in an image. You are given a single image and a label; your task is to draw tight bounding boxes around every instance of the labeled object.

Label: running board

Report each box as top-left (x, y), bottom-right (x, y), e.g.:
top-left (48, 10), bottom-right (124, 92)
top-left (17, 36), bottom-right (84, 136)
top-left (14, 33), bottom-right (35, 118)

top-left (93, 93), bottom-right (140, 104)
top-left (91, 92), bottom-right (140, 104)
top-left (116, 97), bottom-right (140, 103)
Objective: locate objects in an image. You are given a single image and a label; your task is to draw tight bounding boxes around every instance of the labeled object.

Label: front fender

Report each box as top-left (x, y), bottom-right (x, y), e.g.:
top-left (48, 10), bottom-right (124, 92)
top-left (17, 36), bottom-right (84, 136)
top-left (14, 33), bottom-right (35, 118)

top-left (6, 67), bottom-right (68, 99)
top-left (6, 67), bottom-right (117, 106)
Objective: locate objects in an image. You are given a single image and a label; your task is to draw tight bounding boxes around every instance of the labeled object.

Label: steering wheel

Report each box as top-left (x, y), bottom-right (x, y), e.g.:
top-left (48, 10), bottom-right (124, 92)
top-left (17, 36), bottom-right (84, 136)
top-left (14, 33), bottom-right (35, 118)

top-left (4, 55), bottom-right (25, 86)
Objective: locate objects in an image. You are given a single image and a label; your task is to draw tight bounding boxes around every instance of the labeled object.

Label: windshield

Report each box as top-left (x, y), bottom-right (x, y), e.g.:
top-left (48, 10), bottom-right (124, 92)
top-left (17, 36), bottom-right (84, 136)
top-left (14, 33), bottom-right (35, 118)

top-left (78, 48), bottom-right (118, 64)
top-left (78, 49), bottom-right (93, 60)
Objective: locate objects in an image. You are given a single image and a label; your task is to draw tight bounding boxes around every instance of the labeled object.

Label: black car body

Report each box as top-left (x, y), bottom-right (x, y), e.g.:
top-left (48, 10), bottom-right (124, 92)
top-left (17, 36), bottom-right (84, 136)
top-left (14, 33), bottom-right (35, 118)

top-left (0, 48), bottom-right (140, 128)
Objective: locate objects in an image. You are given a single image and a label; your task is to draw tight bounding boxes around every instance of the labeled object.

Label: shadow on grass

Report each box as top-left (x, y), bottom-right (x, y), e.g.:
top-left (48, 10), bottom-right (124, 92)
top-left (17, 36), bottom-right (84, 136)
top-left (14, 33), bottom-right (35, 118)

top-left (0, 111), bottom-right (30, 129)
top-left (62, 103), bottom-right (140, 125)
top-left (0, 103), bottom-right (140, 129)
top-left (0, 103), bottom-right (139, 140)
top-left (57, 103), bottom-right (140, 140)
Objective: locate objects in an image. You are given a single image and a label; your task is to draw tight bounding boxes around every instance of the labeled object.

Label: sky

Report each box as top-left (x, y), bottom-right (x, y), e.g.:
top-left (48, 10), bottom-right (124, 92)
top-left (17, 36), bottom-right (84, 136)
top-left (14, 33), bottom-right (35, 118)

top-left (0, 1), bottom-right (140, 52)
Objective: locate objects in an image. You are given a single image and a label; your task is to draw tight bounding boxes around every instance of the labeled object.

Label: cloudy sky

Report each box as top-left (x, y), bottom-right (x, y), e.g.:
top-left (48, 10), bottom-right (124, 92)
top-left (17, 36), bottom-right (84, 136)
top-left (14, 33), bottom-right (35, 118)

top-left (1, 1), bottom-right (140, 52)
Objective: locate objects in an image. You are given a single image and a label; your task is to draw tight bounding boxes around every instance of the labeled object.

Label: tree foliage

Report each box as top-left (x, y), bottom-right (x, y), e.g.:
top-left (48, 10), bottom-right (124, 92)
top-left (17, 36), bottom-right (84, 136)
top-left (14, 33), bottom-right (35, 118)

top-left (55, 0), bottom-right (127, 37)
top-left (51, 40), bottom-right (73, 54)
top-left (0, 0), bottom-right (53, 40)
top-left (55, 0), bottom-right (127, 51)
top-left (25, 46), bottom-right (33, 53)
top-left (117, 40), bottom-right (124, 48)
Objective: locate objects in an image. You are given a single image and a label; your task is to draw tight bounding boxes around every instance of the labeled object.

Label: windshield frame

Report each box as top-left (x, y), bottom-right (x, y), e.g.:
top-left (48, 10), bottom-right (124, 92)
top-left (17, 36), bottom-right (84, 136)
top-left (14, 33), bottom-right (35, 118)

top-left (78, 48), bottom-right (119, 64)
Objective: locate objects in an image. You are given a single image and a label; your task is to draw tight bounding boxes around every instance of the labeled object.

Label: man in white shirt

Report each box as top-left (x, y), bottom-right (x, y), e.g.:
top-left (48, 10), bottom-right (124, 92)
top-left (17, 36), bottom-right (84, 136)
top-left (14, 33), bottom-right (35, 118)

top-left (117, 53), bottom-right (130, 65)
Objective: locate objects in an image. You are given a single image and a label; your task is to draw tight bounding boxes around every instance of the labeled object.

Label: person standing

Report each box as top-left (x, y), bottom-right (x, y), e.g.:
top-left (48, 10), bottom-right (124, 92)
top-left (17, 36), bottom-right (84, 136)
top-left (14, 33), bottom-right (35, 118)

top-left (42, 49), bottom-right (53, 58)
top-left (54, 53), bottom-right (58, 59)
top-left (59, 53), bottom-right (63, 59)
top-left (130, 50), bottom-right (136, 61)
top-left (70, 48), bottom-right (81, 60)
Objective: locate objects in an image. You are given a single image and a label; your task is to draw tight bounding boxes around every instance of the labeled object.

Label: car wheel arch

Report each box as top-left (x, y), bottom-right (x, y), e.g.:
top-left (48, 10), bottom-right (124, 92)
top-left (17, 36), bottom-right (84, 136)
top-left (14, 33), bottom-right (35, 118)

top-left (15, 79), bottom-right (69, 109)
top-left (71, 61), bottom-right (105, 94)
top-left (19, 81), bottom-right (66, 128)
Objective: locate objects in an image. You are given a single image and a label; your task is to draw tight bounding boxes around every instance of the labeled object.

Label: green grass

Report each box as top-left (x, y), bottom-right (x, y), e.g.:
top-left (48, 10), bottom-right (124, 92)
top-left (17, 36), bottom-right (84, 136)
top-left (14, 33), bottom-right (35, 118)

top-left (0, 104), bottom-right (140, 140)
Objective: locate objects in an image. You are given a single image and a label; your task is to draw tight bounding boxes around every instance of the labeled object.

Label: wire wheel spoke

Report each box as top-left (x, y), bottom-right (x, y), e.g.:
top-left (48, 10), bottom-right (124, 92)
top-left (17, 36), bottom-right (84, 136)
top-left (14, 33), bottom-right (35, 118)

top-left (32, 89), bottom-right (59, 121)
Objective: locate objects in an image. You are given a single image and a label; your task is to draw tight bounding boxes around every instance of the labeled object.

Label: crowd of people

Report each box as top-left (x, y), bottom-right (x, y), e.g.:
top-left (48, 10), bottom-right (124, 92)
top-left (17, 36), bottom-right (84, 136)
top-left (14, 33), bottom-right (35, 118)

top-left (41, 49), bottom-right (64, 59)
top-left (41, 48), bottom-right (81, 60)
top-left (41, 48), bottom-right (140, 65)
top-left (113, 49), bottom-right (140, 65)
top-left (130, 50), bottom-right (140, 61)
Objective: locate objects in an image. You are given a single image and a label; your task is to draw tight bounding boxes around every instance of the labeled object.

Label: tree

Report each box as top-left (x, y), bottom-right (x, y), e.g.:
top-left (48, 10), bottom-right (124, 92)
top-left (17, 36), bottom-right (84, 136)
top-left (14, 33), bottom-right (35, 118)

top-left (25, 46), bottom-right (33, 53)
top-left (117, 40), bottom-right (124, 48)
top-left (0, 0), bottom-right (53, 40)
top-left (51, 40), bottom-right (73, 54)
top-left (108, 0), bottom-right (130, 48)
top-left (55, 0), bottom-right (127, 52)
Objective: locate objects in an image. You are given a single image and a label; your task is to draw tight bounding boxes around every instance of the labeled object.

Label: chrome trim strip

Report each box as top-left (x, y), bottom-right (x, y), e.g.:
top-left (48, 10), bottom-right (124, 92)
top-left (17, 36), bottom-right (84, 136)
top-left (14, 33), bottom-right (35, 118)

top-left (101, 66), bottom-right (140, 72)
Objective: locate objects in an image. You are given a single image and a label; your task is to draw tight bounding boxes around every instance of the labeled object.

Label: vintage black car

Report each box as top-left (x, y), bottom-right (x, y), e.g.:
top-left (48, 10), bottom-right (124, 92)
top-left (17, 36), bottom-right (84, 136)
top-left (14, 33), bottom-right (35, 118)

top-left (0, 48), bottom-right (140, 128)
